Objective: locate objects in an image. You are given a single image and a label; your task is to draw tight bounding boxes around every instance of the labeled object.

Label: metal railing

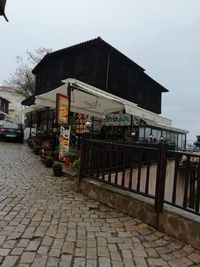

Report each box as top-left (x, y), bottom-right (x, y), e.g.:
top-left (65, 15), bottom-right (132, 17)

top-left (79, 139), bottom-right (200, 216)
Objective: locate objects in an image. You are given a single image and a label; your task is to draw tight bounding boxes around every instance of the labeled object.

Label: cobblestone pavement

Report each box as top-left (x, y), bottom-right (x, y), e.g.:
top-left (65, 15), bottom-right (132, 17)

top-left (0, 142), bottom-right (200, 267)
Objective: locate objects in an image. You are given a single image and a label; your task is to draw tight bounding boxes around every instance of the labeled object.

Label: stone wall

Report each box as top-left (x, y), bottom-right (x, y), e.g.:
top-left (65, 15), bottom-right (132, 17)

top-left (77, 178), bottom-right (200, 250)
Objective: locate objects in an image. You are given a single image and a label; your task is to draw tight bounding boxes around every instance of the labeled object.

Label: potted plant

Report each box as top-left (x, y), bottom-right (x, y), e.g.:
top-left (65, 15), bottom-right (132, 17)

top-left (71, 158), bottom-right (80, 174)
top-left (64, 152), bottom-right (78, 165)
top-left (33, 145), bottom-right (41, 155)
top-left (45, 156), bottom-right (54, 168)
top-left (52, 161), bottom-right (63, 177)
top-left (64, 154), bottom-right (71, 166)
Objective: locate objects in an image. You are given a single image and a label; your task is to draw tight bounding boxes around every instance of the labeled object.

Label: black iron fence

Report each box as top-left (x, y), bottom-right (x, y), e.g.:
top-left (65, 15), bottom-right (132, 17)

top-left (79, 139), bottom-right (200, 216)
top-left (164, 150), bottom-right (200, 215)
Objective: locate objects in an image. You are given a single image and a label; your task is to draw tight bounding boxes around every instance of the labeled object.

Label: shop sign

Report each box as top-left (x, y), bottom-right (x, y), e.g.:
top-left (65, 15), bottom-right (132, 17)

top-left (103, 114), bottom-right (131, 126)
top-left (59, 125), bottom-right (70, 161)
top-left (56, 93), bottom-right (69, 124)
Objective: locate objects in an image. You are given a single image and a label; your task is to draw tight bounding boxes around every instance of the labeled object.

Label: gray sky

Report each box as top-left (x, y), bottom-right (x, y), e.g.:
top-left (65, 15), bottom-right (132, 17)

top-left (1, 0), bottom-right (200, 142)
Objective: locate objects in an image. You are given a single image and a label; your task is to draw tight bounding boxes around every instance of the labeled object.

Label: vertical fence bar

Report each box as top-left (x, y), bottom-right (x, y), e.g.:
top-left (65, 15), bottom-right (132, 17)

top-left (129, 147), bottom-right (134, 190)
top-left (195, 161), bottom-right (200, 212)
top-left (101, 142), bottom-right (106, 181)
top-left (189, 168), bottom-right (195, 209)
top-left (90, 142), bottom-right (95, 178)
top-left (114, 144), bottom-right (119, 185)
top-left (155, 144), bottom-right (167, 216)
top-left (183, 156), bottom-right (190, 208)
top-left (172, 153), bottom-right (178, 204)
top-left (145, 151), bottom-right (150, 195)
top-left (75, 139), bottom-right (86, 192)
top-left (108, 144), bottom-right (112, 183)
top-left (136, 149), bottom-right (142, 192)
top-left (121, 145), bottom-right (126, 187)
top-left (81, 139), bottom-right (87, 176)
top-left (96, 143), bottom-right (100, 180)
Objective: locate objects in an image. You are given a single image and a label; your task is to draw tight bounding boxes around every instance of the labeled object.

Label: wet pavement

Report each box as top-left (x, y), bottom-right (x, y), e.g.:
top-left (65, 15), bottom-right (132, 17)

top-left (0, 142), bottom-right (200, 266)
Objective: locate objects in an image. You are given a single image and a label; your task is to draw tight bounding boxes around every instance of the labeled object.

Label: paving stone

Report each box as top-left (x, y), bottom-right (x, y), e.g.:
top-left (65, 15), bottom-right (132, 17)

top-left (11, 247), bottom-right (24, 256)
top-left (0, 236), bottom-right (6, 246)
top-left (134, 256), bottom-right (148, 267)
top-left (86, 259), bottom-right (97, 267)
top-left (1, 255), bottom-right (18, 267)
top-left (31, 254), bottom-right (47, 267)
top-left (0, 143), bottom-right (200, 267)
top-left (188, 253), bottom-right (200, 263)
top-left (26, 239), bottom-right (41, 251)
top-left (0, 248), bottom-right (10, 256)
top-left (46, 256), bottom-right (59, 267)
top-left (17, 239), bottom-right (30, 248)
top-left (99, 257), bottom-right (111, 267)
top-left (111, 261), bottom-right (124, 267)
top-left (49, 248), bottom-right (61, 257)
top-left (37, 245), bottom-right (49, 255)
top-left (74, 257), bottom-right (86, 266)
top-left (20, 251), bottom-right (36, 263)
top-left (148, 257), bottom-right (168, 266)
top-left (2, 240), bottom-right (16, 249)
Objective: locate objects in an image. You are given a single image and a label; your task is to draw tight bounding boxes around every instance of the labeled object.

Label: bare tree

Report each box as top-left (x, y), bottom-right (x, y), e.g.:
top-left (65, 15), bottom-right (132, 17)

top-left (6, 47), bottom-right (52, 97)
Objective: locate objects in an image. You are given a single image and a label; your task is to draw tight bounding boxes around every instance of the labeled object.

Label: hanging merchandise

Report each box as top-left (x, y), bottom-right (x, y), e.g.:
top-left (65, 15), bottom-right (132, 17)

top-left (75, 113), bottom-right (88, 134)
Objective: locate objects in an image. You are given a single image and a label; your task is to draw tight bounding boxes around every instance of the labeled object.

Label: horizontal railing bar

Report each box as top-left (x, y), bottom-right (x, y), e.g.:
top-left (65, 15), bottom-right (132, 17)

top-left (164, 200), bottom-right (200, 216)
top-left (82, 139), bottom-right (160, 151)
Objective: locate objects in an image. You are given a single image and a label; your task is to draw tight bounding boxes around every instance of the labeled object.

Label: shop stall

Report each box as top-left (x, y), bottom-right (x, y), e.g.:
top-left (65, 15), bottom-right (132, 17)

top-left (22, 78), bottom-right (188, 161)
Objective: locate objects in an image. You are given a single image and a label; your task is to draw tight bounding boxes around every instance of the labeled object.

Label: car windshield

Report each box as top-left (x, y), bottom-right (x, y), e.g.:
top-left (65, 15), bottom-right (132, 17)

top-left (3, 122), bottom-right (20, 129)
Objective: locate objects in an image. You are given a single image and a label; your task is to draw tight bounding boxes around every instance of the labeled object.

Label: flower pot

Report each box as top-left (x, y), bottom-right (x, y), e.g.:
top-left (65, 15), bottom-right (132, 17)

top-left (53, 169), bottom-right (62, 177)
top-left (46, 161), bottom-right (53, 168)
top-left (64, 157), bottom-right (71, 166)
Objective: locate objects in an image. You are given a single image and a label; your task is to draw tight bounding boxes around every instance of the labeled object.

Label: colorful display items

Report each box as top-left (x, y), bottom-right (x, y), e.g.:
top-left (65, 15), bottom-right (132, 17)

top-left (59, 125), bottom-right (70, 161)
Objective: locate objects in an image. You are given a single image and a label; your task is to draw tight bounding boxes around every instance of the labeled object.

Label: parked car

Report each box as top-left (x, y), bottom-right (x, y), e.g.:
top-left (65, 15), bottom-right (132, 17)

top-left (0, 121), bottom-right (24, 143)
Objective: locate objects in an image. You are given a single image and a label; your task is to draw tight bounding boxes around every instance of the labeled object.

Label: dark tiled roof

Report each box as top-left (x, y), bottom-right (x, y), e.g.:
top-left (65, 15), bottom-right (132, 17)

top-left (0, 96), bottom-right (10, 103)
top-left (143, 73), bottom-right (168, 92)
top-left (32, 37), bottom-right (144, 74)
top-left (21, 95), bottom-right (35, 106)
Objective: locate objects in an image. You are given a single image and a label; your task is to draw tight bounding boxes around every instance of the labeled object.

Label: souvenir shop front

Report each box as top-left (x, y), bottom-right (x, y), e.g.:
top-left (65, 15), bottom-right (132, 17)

top-left (23, 78), bottom-right (188, 161)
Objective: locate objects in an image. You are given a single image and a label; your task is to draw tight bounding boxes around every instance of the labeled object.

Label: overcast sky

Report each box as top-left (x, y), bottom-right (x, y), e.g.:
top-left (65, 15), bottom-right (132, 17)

top-left (0, 0), bottom-right (199, 142)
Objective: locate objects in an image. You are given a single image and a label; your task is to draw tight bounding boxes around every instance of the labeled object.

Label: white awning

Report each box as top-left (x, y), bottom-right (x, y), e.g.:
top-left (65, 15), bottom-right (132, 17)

top-left (35, 79), bottom-right (124, 118)
top-left (34, 78), bottom-right (172, 126)
top-left (20, 104), bottom-right (49, 114)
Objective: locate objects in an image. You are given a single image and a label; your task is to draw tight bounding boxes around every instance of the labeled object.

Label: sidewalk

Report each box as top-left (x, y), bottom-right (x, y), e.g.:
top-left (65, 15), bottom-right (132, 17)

top-left (0, 142), bottom-right (200, 266)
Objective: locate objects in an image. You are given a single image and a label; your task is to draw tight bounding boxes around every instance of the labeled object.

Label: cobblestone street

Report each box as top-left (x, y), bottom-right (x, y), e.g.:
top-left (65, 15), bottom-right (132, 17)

top-left (0, 143), bottom-right (200, 266)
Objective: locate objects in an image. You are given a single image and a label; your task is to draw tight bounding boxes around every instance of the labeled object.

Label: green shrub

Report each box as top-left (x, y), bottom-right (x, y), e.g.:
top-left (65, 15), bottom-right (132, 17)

top-left (45, 156), bottom-right (54, 167)
top-left (64, 152), bottom-right (78, 159)
top-left (52, 161), bottom-right (62, 170)
top-left (52, 161), bottom-right (63, 177)
top-left (71, 158), bottom-right (80, 172)
top-left (33, 145), bottom-right (41, 155)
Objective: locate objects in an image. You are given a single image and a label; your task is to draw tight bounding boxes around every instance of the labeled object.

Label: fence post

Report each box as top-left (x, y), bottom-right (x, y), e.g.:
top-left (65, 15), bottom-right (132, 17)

top-left (75, 139), bottom-right (86, 193)
top-left (155, 143), bottom-right (167, 227)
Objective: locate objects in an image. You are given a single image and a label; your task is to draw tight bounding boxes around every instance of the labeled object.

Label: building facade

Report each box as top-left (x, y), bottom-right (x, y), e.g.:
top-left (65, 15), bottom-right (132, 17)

top-left (0, 86), bottom-right (25, 122)
top-left (32, 37), bottom-right (168, 115)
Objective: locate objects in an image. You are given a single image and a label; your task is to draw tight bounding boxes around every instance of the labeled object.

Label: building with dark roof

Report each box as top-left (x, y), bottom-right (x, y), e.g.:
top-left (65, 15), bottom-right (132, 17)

top-left (32, 37), bottom-right (168, 114)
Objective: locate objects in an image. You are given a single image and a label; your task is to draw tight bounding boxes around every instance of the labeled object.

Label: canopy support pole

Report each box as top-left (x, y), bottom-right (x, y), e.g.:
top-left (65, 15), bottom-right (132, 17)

top-left (29, 112), bottom-right (33, 139)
